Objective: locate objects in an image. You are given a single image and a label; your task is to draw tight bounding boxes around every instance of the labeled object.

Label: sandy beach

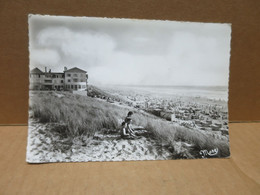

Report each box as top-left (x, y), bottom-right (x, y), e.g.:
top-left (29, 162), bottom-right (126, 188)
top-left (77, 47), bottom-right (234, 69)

top-left (27, 120), bottom-right (174, 163)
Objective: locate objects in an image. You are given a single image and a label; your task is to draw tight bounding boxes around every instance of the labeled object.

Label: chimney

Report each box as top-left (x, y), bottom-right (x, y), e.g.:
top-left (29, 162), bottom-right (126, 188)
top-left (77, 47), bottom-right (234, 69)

top-left (45, 67), bottom-right (47, 73)
top-left (64, 66), bottom-right (67, 72)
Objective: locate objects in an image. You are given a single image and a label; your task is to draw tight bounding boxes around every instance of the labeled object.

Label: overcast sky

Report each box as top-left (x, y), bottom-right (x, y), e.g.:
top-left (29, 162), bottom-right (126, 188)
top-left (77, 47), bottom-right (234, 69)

top-left (29, 15), bottom-right (231, 86)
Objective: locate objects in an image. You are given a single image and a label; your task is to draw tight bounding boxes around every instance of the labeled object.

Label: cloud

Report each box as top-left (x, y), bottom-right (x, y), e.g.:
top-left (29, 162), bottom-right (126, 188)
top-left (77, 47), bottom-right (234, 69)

top-left (31, 27), bottom-right (116, 70)
top-left (30, 49), bottom-right (60, 68)
top-left (29, 16), bottom-right (231, 86)
top-left (89, 30), bottom-right (230, 86)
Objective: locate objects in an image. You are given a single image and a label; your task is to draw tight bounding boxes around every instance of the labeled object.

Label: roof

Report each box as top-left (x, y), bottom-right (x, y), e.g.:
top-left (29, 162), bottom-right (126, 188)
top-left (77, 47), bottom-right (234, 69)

top-left (50, 72), bottom-right (64, 75)
top-left (64, 67), bottom-right (87, 73)
top-left (30, 68), bottom-right (43, 74)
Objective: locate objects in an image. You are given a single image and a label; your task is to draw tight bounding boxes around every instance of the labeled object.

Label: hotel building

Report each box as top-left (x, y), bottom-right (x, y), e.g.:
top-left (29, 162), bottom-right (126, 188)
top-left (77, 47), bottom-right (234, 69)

top-left (29, 67), bottom-right (88, 92)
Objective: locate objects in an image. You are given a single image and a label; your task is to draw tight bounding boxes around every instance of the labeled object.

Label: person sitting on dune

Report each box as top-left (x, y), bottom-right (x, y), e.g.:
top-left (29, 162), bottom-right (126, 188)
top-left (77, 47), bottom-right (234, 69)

top-left (121, 111), bottom-right (136, 138)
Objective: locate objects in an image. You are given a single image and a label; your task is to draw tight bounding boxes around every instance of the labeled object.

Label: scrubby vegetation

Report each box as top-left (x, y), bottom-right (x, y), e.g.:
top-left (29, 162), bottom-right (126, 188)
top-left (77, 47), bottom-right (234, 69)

top-left (136, 117), bottom-right (229, 158)
top-left (29, 91), bottom-right (230, 159)
top-left (30, 91), bottom-right (123, 138)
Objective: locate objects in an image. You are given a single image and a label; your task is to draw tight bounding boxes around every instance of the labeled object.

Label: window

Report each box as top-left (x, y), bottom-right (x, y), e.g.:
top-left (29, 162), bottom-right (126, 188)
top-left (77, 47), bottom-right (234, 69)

top-left (71, 85), bottom-right (73, 89)
top-left (75, 85), bottom-right (77, 89)
top-left (73, 79), bottom-right (78, 82)
top-left (61, 80), bottom-right (64, 83)
top-left (73, 74), bottom-right (78, 77)
top-left (68, 79), bottom-right (71, 82)
top-left (82, 85), bottom-right (86, 88)
top-left (80, 79), bottom-right (84, 82)
top-left (67, 74), bottom-right (71, 77)
top-left (79, 85), bottom-right (81, 89)
top-left (44, 80), bottom-right (52, 83)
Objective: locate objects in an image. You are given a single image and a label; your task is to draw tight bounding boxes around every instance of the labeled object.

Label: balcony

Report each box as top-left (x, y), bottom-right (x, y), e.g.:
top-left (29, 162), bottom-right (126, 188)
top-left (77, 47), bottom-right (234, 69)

top-left (44, 80), bottom-right (52, 84)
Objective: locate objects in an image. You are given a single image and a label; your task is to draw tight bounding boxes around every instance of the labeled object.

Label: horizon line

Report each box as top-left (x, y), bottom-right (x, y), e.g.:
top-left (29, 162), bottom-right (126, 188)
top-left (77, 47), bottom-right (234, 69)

top-left (91, 84), bottom-right (228, 88)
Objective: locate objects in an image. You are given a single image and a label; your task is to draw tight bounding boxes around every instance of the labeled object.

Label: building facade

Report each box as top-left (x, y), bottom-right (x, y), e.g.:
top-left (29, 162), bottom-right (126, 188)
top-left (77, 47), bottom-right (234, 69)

top-left (64, 67), bottom-right (88, 91)
top-left (29, 67), bottom-right (88, 92)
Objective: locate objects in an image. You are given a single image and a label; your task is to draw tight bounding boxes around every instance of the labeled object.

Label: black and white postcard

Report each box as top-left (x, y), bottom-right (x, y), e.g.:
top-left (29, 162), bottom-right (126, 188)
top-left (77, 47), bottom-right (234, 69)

top-left (27, 14), bottom-right (231, 163)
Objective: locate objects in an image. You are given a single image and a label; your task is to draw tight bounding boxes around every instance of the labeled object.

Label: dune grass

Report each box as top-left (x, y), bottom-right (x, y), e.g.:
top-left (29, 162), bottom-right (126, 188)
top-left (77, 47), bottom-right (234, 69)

top-left (30, 91), bottom-right (122, 138)
top-left (136, 117), bottom-right (229, 158)
top-left (29, 91), bottom-right (229, 158)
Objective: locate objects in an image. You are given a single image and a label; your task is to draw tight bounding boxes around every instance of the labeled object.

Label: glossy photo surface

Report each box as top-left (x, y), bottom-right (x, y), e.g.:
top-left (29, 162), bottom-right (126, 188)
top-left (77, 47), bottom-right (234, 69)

top-left (27, 15), bottom-right (231, 163)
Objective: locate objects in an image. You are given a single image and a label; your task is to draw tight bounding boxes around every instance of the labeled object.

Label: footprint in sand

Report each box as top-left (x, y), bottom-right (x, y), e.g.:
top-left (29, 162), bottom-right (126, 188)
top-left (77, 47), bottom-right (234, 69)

top-left (127, 140), bottom-right (133, 145)
top-left (147, 145), bottom-right (154, 153)
top-left (132, 145), bottom-right (137, 153)
top-left (140, 146), bottom-right (145, 152)
top-left (122, 149), bottom-right (131, 155)
top-left (112, 141), bottom-right (117, 147)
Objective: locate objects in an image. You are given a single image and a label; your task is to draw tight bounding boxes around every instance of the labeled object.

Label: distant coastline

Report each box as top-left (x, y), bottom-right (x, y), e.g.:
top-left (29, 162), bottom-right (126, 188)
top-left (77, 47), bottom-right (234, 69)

top-left (95, 84), bottom-right (228, 91)
top-left (95, 84), bottom-right (228, 88)
top-left (95, 84), bottom-right (229, 101)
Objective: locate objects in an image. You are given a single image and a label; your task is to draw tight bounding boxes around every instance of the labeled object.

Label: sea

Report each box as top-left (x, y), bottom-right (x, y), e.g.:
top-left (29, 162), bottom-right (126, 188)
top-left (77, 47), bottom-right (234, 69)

top-left (101, 85), bottom-right (229, 102)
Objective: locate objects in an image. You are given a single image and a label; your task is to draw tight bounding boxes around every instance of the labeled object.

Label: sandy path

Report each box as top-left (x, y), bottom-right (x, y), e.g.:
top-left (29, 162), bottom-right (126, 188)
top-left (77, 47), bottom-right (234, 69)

top-left (27, 120), bottom-right (172, 163)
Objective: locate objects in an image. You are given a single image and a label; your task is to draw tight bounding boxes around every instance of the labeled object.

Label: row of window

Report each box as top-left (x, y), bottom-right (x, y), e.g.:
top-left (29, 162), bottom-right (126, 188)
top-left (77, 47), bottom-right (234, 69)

top-left (53, 80), bottom-right (64, 84)
top-left (45, 75), bottom-right (64, 78)
top-left (67, 79), bottom-right (85, 82)
top-left (44, 79), bottom-right (86, 83)
top-left (65, 85), bottom-right (86, 89)
top-left (44, 80), bottom-right (64, 83)
top-left (54, 85), bottom-right (63, 88)
top-left (44, 80), bottom-right (52, 83)
top-left (31, 75), bottom-right (64, 79)
top-left (66, 73), bottom-right (85, 77)
top-left (31, 74), bottom-right (87, 79)
top-left (52, 75), bottom-right (64, 78)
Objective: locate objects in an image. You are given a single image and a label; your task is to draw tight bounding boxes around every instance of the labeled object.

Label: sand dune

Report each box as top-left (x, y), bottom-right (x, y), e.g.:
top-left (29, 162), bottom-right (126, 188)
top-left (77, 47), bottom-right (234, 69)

top-left (27, 120), bottom-right (173, 163)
